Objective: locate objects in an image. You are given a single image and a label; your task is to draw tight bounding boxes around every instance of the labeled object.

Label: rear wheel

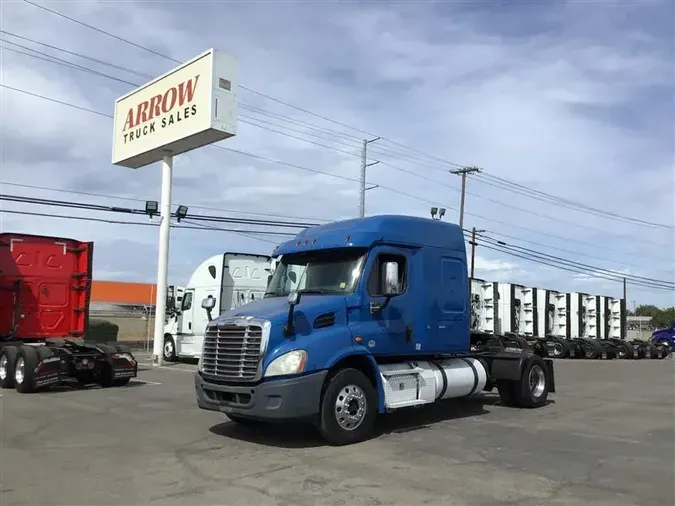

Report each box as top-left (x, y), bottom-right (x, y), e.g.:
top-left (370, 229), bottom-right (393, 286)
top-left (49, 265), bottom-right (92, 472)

top-left (317, 368), bottom-right (377, 446)
top-left (497, 355), bottom-right (550, 409)
top-left (516, 355), bottom-right (550, 408)
top-left (0, 347), bottom-right (18, 389)
top-left (14, 346), bottom-right (39, 394)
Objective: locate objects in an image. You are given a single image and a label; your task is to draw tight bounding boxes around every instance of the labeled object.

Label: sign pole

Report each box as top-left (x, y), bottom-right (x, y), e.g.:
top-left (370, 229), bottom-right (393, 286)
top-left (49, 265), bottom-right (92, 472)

top-left (152, 154), bottom-right (173, 366)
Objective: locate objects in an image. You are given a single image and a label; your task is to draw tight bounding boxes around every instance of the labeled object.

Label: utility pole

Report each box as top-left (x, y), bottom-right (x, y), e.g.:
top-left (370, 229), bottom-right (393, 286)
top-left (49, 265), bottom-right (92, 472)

top-left (359, 137), bottom-right (380, 218)
top-left (450, 165), bottom-right (482, 229)
top-left (469, 227), bottom-right (486, 279)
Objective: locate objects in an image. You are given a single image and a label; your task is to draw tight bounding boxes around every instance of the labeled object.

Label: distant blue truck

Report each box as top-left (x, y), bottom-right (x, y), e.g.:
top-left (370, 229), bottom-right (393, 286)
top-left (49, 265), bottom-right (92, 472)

top-left (194, 215), bottom-right (555, 445)
top-left (651, 322), bottom-right (675, 352)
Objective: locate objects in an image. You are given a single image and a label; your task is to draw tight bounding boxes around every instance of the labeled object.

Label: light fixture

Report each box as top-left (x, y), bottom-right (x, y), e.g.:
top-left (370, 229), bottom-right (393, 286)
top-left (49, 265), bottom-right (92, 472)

top-left (438, 208), bottom-right (446, 219)
top-left (175, 204), bottom-right (188, 222)
top-left (145, 200), bottom-right (158, 218)
top-left (430, 207), bottom-right (438, 219)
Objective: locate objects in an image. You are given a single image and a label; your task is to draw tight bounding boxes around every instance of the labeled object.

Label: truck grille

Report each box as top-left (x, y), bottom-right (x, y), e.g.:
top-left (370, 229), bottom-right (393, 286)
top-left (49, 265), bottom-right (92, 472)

top-left (201, 324), bottom-right (264, 381)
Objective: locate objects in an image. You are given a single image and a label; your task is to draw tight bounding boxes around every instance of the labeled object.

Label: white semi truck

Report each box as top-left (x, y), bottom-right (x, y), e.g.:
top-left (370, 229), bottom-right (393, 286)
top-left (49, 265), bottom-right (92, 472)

top-left (163, 252), bottom-right (274, 362)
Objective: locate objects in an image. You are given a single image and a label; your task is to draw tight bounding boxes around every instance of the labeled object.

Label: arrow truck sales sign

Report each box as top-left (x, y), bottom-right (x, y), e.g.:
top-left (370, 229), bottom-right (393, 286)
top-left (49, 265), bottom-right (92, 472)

top-left (112, 48), bottom-right (237, 169)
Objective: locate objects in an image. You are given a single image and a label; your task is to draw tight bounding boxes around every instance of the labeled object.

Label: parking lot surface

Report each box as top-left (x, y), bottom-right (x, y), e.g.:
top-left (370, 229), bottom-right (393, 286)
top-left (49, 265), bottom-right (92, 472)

top-left (1, 357), bottom-right (673, 506)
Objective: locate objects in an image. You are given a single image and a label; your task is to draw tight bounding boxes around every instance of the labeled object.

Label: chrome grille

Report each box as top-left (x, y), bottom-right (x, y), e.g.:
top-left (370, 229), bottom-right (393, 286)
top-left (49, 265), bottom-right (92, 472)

top-left (201, 323), bottom-right (264, 381)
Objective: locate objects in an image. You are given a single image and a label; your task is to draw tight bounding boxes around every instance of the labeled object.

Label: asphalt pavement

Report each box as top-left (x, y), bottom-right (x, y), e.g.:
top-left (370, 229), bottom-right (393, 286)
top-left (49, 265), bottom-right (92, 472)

top-left (1, 356), bottom-right (673, 506)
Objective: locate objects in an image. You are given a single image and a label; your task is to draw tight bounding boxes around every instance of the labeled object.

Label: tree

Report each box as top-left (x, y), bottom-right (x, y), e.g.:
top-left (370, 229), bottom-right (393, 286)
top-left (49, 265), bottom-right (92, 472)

top-left (634, 305), bottom-right (675, 329)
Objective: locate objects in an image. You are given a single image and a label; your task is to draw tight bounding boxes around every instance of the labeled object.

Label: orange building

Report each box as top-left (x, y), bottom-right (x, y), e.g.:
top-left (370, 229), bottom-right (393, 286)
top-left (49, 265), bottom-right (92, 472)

top-left (91, 281), bottom-right (157, 306)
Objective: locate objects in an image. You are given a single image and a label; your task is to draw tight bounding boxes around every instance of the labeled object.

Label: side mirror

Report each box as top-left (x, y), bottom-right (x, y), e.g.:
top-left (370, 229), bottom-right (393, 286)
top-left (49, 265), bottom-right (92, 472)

top-left (383, 261), bottom-right (400, 296)
top-left (287, 290), bottom-right (300, 305)
top-left (201, 296), bottom-right (216, 311)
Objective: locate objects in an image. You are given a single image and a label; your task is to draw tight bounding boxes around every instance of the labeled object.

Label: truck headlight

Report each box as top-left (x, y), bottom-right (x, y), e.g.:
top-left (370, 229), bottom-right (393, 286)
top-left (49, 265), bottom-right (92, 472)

top-left (264, 350), bottom-right (307, 377)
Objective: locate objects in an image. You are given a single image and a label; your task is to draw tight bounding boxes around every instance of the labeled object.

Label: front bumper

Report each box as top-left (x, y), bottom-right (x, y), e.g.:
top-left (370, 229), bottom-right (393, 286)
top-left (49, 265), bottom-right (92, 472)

top-left (195, 370), bottom-right (328, 421)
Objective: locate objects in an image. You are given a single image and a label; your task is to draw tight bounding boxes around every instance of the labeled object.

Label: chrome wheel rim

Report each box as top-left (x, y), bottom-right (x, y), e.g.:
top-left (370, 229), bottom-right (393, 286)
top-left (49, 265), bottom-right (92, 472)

top-left (335, 384), bottom-right (367, 431)
top-left (529, 364), bottom-right (546, 398)
top-left (15, 356), bottom-right (25, 384)
top-left (0, 355), bottom-right (7, 380)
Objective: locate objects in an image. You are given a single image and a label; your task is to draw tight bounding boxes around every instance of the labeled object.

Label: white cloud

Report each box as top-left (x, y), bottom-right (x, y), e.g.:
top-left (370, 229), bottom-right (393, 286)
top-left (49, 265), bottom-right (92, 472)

top-left (0, 0), bottom-right (673, 306)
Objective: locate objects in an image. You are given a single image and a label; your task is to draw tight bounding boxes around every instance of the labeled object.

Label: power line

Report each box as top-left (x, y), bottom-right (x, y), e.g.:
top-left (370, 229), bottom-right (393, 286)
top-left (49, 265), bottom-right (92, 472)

top-left (0, 181), bottom-right (332, 223)
top-left (470, 237), bottom-right (674, 291)
top-left (8, 191), bottom-right (673, 290)
top-left (471, 232), bottom-right (674, 288)
top-left (16, 2), bottom-right (672, 232)
top-left (479, 229), bottom-right (674, 276)
top-left (470, 173), bottom-right (674, 231)
top-left (0, 209), bottom-right (298, 237)
top-left (5, 30), bottom-right (670, 239)
top-left (0, 29), bottom-right (154, 79)
top-left (3, 83), bottom-right (672, 268)
top-left (4, 35), bottom-right (669, 246)
top-left (1, 194), bottom-right (320, 229)
top-left (0, 41), bottom-right (140, 87)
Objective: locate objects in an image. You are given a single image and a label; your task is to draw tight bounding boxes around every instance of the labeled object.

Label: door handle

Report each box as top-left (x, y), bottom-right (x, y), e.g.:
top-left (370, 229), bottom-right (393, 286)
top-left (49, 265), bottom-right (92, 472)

top-left (188, 322), bottom-right (192, 330)
top-left (405, 325), bottom-right (412, 343)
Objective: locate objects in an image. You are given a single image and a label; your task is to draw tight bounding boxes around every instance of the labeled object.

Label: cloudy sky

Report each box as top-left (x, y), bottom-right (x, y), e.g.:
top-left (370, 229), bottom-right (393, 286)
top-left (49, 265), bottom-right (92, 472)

top-left (1, 0), bottom-right (673, 307)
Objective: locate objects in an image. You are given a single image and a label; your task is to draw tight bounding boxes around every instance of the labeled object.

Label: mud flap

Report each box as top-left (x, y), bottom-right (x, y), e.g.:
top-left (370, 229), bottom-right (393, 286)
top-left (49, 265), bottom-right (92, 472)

top-left (34, 356), bottom-right (62, 388)
top-left (110, 353), bottom-right (138, 379)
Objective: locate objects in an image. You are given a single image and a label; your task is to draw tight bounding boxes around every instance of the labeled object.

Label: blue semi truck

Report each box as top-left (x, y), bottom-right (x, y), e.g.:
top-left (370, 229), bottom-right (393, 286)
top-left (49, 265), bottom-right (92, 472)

top-left (194, 215), bottom-right (555, 445)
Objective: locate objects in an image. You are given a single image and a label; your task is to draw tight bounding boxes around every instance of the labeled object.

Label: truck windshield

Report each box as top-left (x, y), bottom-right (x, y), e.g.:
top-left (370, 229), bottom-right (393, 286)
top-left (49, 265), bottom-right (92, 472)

top-left (265, 248), bottom-right (367, 298)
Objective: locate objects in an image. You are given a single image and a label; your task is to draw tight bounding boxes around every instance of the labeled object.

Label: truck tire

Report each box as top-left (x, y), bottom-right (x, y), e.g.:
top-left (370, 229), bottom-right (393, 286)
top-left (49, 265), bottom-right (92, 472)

top-left (163, 335), bottom-right (177, 362)
top-left (495, 355), bottom-right (550, 408)
top-left (644, 343), bottom-right (660, 359)
top-left (546, 336), bottom-right (571, 358)
top-left (597, 340), bottom-right (617, 359)
top-left (14, 346), bottom-right (40, 394)
top-left (578, 339), bottom-right (602, 359)
top-left (317, 368), bottom-right (377, 446)
top-left (516, 355), bottom-right (550, 408)
top-left (614, 341), bottom-right (635, 359)
top-left (95, 344), bottom-right (131, 388)
top-left (0, 347), bottom-right (18, 389)
top-left (654, 340), bottom-right (671, 359)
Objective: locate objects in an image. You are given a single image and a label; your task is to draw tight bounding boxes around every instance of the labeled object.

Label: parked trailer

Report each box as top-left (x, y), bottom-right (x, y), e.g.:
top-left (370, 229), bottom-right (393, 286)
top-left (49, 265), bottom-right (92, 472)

top-left (473, 283), bottom-right (669, 361)
top-left (0, 233), bottom-right (138, 393)
top-left (195, 215), bottom-right (556, 445)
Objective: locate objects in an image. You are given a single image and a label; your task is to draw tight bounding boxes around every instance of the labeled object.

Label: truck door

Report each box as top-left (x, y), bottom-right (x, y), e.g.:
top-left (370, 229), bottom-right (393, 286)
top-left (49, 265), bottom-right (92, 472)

top-left (359, 246), bottom-right (419, 355)
top-left (176, 289), bottom-right (196, 354)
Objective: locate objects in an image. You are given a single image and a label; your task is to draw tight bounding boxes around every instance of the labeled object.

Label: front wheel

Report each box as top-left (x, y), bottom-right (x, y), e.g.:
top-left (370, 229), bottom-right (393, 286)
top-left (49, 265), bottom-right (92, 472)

top-left (317, 368), bottom-right (377, 446)
top-left (163, 335), bottom-right (177, 362)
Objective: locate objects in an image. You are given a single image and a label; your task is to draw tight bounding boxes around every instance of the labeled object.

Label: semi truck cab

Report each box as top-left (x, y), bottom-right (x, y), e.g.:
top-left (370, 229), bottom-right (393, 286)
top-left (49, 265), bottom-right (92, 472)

top-left (195, 215), bottom-right (555, 445)
top-left (651, 322), bottom-right (675, 352)
top-left (163, 253), bottom-right (273, 361)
